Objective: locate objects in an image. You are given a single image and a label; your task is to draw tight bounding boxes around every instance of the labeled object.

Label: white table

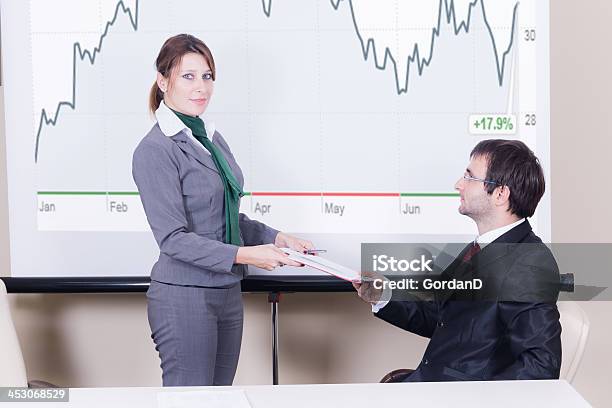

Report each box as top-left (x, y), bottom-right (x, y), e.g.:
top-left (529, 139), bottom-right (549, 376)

top-left (2, 380), bottom-right (591, 407)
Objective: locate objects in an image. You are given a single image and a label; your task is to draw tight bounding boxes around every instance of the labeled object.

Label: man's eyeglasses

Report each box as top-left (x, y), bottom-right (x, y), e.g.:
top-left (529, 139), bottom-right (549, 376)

top-left (463, 174), bottom-right (501, 186)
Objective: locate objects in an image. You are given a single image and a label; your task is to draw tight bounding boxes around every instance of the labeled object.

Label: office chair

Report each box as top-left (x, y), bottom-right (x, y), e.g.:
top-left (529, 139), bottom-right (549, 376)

top-left (0, 279), bottom-right (28, 387)
top-left (558, 300), bottom-right (590, 383)
top-left (0, 279), bottom-right (57, 388)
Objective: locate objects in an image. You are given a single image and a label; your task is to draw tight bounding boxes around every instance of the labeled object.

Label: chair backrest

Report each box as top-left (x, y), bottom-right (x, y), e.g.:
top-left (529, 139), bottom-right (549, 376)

top-left (558, 301), bottom-right (590, 383)
top-left (0, 279), bottom-right (28, 387)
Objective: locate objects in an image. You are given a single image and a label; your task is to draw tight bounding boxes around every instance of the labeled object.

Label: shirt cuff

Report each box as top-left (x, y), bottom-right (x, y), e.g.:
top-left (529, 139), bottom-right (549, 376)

top-left (371, 300), bottom-right (389, 313)
top-left (371, 284), bottom-right (393, 313)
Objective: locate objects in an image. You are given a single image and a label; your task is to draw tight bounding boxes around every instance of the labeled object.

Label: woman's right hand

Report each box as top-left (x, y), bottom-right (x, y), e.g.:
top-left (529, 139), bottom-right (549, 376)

top-left (236, 244), bottom-right (302, 271)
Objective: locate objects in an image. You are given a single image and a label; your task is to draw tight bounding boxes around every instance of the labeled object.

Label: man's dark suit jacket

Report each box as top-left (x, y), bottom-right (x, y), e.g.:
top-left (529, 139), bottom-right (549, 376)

top-left (376, 220), bottom-right (562, 381)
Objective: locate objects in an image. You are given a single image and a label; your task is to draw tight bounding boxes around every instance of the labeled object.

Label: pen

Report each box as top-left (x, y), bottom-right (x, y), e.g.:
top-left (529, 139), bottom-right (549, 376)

top-left (305, 249), bottom-right (327, 255)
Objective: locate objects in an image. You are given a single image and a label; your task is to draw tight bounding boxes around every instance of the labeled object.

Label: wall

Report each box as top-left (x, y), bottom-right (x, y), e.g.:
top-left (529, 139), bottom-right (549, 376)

top-left (548, 1), bottom-right (612, 406)
top-left (1, 0), bottom-right (611, 405)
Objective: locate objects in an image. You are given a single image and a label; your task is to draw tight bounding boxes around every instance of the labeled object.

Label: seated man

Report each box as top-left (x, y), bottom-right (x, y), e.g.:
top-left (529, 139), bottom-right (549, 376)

top-left (355, 139), bottom-right (561, 381)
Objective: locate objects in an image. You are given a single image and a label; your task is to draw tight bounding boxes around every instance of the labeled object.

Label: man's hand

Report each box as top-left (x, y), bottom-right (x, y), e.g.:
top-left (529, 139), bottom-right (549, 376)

top-left (353, 271), bottom-right (386, 304)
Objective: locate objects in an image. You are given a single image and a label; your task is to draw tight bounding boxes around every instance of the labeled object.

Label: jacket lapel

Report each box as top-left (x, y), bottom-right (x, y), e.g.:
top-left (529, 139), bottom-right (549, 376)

top-left (437, 220), bottom-right (533, 306)
top-left (171, 131), bottom-right (219, 174)
top-left (474, 220), bottom-right (532, 270)
top-left (436, 244), bottom-right (472, 305)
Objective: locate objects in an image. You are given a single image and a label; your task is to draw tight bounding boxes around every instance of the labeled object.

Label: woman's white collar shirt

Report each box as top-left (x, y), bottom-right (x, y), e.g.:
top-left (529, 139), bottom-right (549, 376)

top-left (155, 100), bottom-right (216, 155)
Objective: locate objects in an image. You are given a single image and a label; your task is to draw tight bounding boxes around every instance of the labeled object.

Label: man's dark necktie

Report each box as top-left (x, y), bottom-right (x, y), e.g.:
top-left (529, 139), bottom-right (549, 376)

top-left (462, 242), bottom-right (481, 262)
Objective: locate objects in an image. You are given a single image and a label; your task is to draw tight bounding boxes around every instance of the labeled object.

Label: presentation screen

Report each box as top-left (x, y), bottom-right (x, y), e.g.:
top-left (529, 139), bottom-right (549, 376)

top-left (1, 0), bottom-right (550, 278)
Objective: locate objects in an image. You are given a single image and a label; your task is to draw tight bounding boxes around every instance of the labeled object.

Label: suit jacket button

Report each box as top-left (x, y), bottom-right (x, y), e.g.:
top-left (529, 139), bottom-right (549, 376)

top-left (422, 359), bottom-right (429, 365)
top-left (437, 321), bottom-right (444, 328)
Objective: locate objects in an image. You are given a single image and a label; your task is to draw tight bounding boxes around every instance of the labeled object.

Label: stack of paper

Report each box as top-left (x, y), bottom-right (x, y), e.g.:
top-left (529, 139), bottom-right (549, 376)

top-left (281, 248), bottom-right (361, 283)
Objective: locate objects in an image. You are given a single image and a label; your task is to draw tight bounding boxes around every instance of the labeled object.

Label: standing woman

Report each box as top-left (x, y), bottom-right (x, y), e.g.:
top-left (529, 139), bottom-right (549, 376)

top-left (132, 34), bottom-right (312, 386)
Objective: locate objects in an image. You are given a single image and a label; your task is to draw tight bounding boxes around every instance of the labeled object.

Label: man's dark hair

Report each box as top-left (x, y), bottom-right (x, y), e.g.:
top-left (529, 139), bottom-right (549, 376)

top-left (471, 139), bottom-right (545, 218)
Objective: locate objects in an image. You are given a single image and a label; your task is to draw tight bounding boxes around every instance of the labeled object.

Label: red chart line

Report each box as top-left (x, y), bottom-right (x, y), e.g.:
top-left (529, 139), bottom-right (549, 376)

top-left (248, 192), bottom-right (401, 197)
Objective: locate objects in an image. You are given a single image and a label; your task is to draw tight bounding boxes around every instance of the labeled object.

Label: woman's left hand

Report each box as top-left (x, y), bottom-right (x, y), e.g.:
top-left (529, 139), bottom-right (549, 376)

top-left (274, 232), bottom-right (314, 254)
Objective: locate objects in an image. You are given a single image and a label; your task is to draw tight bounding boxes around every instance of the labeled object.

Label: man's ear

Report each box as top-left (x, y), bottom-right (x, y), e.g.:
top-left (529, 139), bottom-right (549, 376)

top-left (495, 185), bottom-right (511, 208)
top-left (156, 72), bottom-right (168, 93)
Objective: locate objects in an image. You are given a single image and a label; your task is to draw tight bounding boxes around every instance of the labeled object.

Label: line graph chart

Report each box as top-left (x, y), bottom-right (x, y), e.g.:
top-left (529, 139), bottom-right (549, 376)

top-left (2, 0), bottom-right (550, 277)
top-left (33, 0), bottom-right (519, 162)
top-left (33, 0), bottom-right (139, 162)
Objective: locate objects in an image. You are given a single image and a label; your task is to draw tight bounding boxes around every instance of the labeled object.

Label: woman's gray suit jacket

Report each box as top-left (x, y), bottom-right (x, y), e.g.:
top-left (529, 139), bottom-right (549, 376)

top-left (132, 123), bottom-right (278, 287)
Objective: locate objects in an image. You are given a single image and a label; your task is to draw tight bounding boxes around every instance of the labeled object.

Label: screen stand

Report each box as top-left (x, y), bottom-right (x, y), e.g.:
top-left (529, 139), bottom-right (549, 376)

top-left (268, 292), bottom-right (281, 385)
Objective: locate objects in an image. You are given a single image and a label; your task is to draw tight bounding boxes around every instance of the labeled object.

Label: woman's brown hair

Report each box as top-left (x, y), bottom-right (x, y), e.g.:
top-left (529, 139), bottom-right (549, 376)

top-left (148, 34), bottom-right (216, 114)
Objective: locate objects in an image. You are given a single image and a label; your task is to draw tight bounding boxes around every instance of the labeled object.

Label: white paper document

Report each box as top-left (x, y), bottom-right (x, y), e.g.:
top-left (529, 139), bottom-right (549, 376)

top-left (281, 248), bottom-right (361, 283)
top-left (157, 389), bottom-right (251, 408)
